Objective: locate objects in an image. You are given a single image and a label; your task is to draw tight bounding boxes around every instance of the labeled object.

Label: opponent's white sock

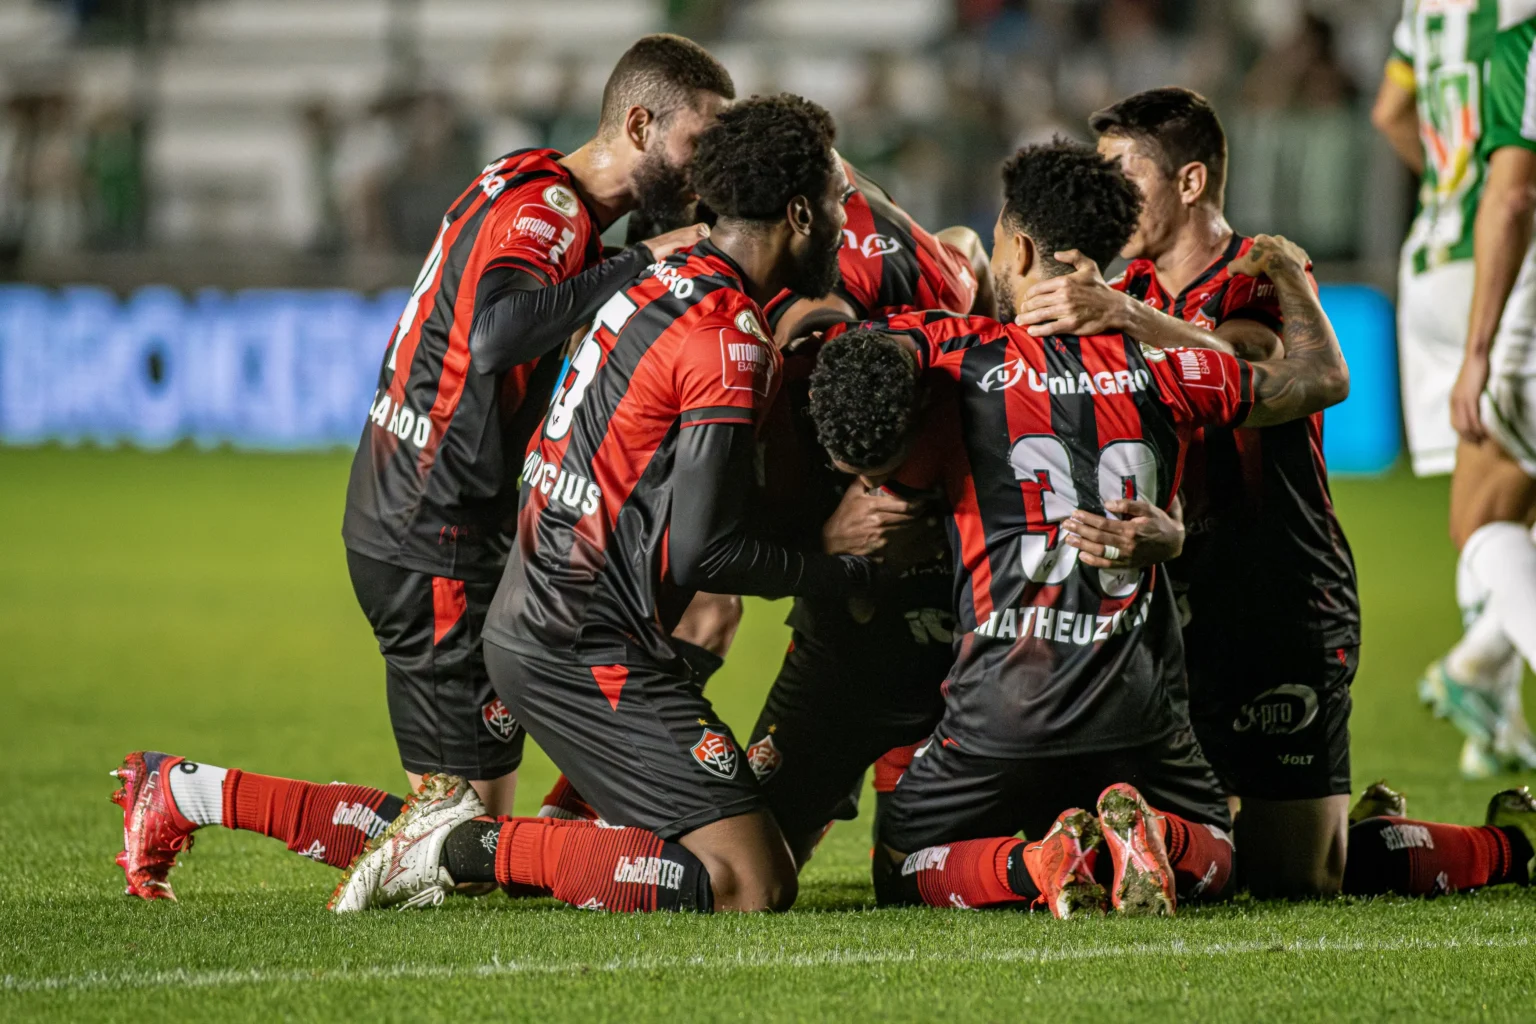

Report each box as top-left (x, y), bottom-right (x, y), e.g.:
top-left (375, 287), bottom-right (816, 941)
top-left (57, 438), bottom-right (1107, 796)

top-left (1459, 521), bottom-right (1536, 673)
top-left (1447, 526), bottom-right (1518, 684)
top-left (166, 759), bottom-right (228, 827)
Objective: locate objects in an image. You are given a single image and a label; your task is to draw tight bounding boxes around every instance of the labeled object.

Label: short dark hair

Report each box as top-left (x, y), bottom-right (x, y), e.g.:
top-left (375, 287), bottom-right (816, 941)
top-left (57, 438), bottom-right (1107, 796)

top-left (809, 328), bottom-right (915, 470)
top-left (1000, 140), bottom-right (1142, 274)
top-left (1089, 87), bottom-right (1227, 200)
top-left (598, 34), bottom-right (735, 135)
top-left (690, 94), bottom-right (837, 223)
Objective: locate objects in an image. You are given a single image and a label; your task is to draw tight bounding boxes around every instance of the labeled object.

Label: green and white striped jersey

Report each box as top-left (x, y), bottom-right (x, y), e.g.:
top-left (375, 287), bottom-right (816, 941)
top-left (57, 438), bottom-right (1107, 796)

top-left (1395, 0), bottom-right (1536, 272)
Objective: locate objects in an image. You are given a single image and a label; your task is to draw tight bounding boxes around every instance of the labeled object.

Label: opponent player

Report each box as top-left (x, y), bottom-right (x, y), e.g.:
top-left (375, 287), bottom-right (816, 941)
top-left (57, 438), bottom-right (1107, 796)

top-left (1375, 1), bottom-right (1536, 776)
top-left (331, 95), bottom-right (884, 915)
top-left (1008, 88), bottom-right (1358, 897)
top-left (107, 34), bottom-right (732, 900)
top-left (810, 142), bottom-right (1352, 917)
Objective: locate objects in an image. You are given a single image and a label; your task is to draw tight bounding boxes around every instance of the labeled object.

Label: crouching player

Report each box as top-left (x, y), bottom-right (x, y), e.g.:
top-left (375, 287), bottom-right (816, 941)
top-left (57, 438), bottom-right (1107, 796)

top-left (809, 143), bottom-right (1351, 916)
top-left (330, 95), bottom-right (889, 915)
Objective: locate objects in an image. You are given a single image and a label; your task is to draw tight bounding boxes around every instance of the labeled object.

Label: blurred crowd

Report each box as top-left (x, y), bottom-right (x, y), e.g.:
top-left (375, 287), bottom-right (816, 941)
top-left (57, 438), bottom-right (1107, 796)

top-left (0, 0), bottom-right (1401, 277)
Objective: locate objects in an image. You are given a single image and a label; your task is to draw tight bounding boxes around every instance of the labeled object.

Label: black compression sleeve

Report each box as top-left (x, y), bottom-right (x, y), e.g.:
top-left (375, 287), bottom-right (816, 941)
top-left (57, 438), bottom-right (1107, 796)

top-left (468, 244), bottom-right (653, 374)
top-left (668, 421), bottom-right (876, 599)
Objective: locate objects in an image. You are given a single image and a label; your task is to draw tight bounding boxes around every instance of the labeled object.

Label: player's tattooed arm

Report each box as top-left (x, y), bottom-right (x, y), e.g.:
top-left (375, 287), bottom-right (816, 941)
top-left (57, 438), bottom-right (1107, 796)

top-left (1016, 250), bottom-right (1278, 359)
top-left (1238, 235), bottom-right (1350, 428)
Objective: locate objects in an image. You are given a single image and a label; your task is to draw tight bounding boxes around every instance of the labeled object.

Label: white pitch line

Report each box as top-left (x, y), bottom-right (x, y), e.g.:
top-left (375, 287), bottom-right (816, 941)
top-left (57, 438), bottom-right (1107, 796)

top-left (4, 935), bottom-right (1529, 995)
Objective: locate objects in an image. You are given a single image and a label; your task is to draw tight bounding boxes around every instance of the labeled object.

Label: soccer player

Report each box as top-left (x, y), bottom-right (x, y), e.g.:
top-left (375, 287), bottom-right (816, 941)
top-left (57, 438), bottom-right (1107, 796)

top-left (1008, 89), bottom-right (1360, 897)
top-left (1375, 1), bottom-right (1536, 776)
top-left (108, 34), bottom-right (733, 900)
top-left (330, 95), bottom-right (882, 915)
top-left (809, 141), bottom-right (1352, 917)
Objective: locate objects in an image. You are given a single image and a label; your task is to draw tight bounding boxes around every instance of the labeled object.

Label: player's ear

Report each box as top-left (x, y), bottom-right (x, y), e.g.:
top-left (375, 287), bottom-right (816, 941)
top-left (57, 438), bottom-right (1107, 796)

top-left (1176, 161), bottom-right (1208, 206)
top-left (623, 105), bottom-right (654, 152)
top-left (787, 194), bottom-right (813, 237)
top-left (1015, 231), bottom-right (1037, 279)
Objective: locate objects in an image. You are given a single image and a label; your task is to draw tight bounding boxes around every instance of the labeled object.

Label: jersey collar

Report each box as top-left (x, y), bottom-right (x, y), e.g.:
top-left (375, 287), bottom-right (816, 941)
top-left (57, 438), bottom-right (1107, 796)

top-left (691, 238), bottom-right (750, 290)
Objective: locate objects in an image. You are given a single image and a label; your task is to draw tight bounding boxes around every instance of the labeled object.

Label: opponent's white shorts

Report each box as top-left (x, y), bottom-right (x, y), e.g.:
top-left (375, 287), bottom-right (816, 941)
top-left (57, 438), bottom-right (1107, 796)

top-left (1398, 249), bottom-right (1536, 477)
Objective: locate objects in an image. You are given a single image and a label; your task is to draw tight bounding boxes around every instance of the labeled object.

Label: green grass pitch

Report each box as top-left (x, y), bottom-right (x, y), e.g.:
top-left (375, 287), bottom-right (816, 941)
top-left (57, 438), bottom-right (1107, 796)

top-left (1, 447), bottom-right (1533, 1022)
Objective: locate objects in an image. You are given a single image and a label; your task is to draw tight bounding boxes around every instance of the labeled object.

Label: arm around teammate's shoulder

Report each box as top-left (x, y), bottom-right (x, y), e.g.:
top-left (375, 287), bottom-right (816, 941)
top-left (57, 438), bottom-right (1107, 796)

top-left (1237, 235), bottom-right (1349, 428)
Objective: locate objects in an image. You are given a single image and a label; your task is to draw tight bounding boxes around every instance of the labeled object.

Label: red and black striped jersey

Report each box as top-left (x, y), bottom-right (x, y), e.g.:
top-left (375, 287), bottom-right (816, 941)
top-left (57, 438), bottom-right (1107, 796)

top-left (483, 239), bottom-right (781, 663)
top-left (763, 158), bottom-right (977, 328)
top-left (858, 312), bottom-right (1253, 758)
top-left (342, 149), bottom-right (602, 582)
top-left (1113, 233), bottom-right (1359, 648)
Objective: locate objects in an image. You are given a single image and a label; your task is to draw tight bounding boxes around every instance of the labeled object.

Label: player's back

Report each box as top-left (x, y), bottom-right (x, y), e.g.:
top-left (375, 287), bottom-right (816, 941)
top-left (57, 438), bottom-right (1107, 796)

top-left (869, 312), bottom-right (1253, 758)
top-left (1394, 0), bottom-right (1536, 270)
top-left (486, 239), bottom-right (780, 664)
top-left (342, 148), bottom-right (601, 581)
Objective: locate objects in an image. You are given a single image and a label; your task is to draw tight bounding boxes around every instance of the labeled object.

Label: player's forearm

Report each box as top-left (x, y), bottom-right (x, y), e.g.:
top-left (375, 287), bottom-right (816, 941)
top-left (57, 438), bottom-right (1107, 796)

top-left (1467, 149), bottom-right (1536, 360)
top-left (669, 422), bottom-right (876, 599)
top-left (1244, 265), bottom-right (1349, 427)
top-left (1123, 300), bottom-right (1238, 356)
top-left (468, 245), bottom-right (653, 374)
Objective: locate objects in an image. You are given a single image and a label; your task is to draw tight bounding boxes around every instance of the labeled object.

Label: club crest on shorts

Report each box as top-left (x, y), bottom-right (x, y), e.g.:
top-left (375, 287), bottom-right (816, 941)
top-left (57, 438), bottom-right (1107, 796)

top-left (482, 698), bottom-right (519, 742)
top-left (746, 733), bottom-right (781, 781)
top-left (691, 727), bottom-right (739, 779)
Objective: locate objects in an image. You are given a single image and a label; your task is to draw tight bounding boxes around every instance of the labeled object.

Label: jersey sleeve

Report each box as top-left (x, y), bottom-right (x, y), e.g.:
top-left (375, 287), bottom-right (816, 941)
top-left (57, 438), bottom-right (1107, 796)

top-left (675, 307), bottom-right (781, 432)
top-left (1483, 15), bottom-right (1536, 155)
top-left (1390, 0), bottom-right (1415, 64)
top-left (1146, 346), bottom-right (1254, 429)
top-left (480, 179), bottom-right (592, 286)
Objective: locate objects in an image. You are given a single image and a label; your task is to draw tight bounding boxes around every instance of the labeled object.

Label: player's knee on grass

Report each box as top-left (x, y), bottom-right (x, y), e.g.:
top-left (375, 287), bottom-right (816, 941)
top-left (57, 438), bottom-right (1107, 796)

top-left (1235, 796), bottom-right (1348, 899)
top-left (679, 811), bottom-right (799, 912)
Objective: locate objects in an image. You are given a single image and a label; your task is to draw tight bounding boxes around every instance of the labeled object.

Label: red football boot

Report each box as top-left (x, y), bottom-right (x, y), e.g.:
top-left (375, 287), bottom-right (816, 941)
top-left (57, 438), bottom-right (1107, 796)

top-left (109, 751), bottom-right (198, 901)
top-left (1096, 782), bottom-right (1176, 916)
top-left (1023, 808), bottom-right (1107, 919)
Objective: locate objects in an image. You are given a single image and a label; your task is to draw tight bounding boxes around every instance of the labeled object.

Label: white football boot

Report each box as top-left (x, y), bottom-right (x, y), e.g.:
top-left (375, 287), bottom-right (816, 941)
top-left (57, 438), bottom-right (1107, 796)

top-left (329, 773), bottom-right (485, 913)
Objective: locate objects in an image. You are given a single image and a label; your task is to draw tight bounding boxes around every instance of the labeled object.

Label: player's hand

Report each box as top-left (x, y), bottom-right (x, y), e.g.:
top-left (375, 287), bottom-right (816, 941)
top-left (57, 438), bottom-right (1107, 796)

top-left (1062, 498), bottom-right (1184, 569)
top-left (1227, 233), bottom-right (1309, 280)
top-left (822, 482), bottom-right (920, 557)
top-left (1016, 250), bottom-right (1132, 337)
top-left (1450, 349), bottom-right (1490, 443)
top-left (875, 507), bottom-right (948, 573)
top-left (641, 223), bottom-right (710, 261)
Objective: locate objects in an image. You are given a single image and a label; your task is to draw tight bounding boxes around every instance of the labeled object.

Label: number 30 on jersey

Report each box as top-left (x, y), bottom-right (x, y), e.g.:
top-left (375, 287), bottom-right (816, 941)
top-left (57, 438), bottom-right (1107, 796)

top-left (1010, 435), bottom-right (1159, 598)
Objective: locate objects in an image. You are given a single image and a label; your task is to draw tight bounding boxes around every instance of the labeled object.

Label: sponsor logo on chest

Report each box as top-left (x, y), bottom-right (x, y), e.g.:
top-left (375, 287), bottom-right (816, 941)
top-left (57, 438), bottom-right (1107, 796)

top-left (978, 358), bottom-right (1150, 396)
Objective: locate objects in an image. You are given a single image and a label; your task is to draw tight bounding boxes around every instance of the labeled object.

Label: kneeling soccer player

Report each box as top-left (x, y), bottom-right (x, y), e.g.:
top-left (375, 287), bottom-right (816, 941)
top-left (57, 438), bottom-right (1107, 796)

top-left (331, 95), bottom-right (886, 915)
top-left (808, 143), bottom-right (1351, 916)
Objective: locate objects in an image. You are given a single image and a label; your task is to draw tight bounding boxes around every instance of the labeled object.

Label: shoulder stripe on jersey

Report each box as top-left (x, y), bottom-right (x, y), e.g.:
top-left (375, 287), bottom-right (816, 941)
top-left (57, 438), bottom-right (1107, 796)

top-left (483, 254), bottom-right (554, 284)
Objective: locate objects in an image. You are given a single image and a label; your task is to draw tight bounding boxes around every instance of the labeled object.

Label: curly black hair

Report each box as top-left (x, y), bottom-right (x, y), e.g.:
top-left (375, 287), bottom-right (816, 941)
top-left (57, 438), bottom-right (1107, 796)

top-left (809, 328), bottom-right (916, 471)
top-left (1090, 87), bottom-right (1227, 198)
top-left (691, 94), bottom-right (837, 223)
top-left (1001, 140), bottom-right (1142, 274)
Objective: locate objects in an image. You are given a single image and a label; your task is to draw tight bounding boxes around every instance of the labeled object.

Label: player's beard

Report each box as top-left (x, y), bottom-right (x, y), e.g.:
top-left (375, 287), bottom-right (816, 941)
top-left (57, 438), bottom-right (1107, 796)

top-left (631, 150), bottom-right (697, 236)
top-left (996, 280), bottom-right (1018, 324)
top-left (786, 217), bottom-right (843, 299)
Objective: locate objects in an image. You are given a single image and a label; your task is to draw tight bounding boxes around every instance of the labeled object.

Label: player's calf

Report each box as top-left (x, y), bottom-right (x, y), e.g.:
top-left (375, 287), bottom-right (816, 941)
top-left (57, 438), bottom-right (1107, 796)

top-left (1233, 793), bottom-right (1349, 899)
top-left (110, 751), bottom-right (405, 900)
top-left (1342, 792), bottom-right (1534, 896)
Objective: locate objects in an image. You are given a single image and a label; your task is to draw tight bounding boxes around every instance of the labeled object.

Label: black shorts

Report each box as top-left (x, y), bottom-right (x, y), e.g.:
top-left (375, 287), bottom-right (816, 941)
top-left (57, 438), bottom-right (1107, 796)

top-left (879, 724), bottom-right (1231, 854)
top-left (1186, 640), bottom-right (1355, 800)
top-left (746, 624), bottom-right (948, 840)
top-left (484, 638), bottom-right (762, 840)
top-left (346, 549), bottom-right (525, 778)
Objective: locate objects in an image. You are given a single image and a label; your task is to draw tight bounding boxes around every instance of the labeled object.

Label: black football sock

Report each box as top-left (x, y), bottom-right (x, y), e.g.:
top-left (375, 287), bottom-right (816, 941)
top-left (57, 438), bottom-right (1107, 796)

top-left (442, 818), bottom-right (500, 884)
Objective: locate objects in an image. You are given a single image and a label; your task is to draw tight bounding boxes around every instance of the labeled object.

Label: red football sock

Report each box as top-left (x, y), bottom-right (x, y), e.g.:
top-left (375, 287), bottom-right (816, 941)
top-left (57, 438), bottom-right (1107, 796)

top-left (492, 817), bottom-right (708, 912)
top-left (1345, 817), bottom-right (1528, 895)
top-left (538, 775), bottom-right (599, 821)
top-left (1159, 811), bottom-right (1234, 902)
top-left (905, 837), bottom-right (1030, 909)
top-left (222, 770), bottom-right (403, 869)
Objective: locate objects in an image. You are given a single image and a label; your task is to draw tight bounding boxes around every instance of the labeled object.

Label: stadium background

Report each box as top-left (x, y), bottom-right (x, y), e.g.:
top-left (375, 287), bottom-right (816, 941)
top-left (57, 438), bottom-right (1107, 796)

top-left (2, 1), bottom-right (1533, 1021)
